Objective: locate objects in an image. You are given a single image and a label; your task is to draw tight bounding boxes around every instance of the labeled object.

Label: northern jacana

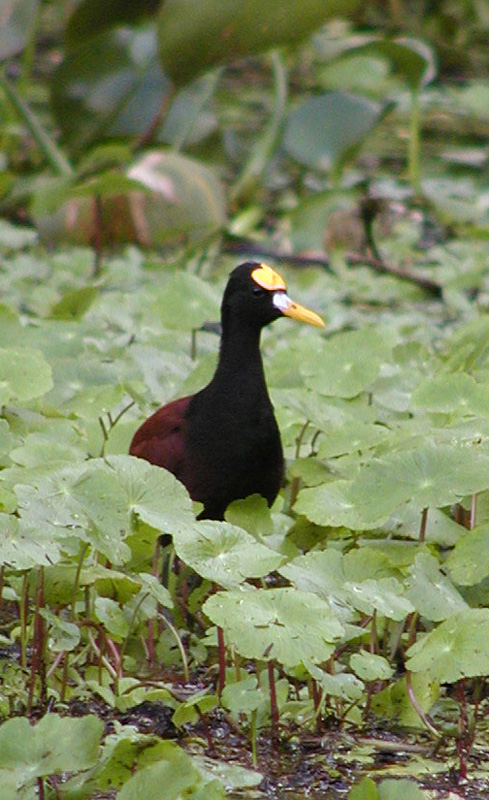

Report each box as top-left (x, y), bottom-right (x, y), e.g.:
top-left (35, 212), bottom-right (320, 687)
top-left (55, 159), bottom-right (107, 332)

top-left (130, 262), bottom-right (324, 519)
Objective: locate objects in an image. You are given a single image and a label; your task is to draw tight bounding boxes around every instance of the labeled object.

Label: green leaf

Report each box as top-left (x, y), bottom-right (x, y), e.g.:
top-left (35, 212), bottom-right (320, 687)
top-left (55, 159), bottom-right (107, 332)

top-left (344, 577), bottom-right (414, 621)
top-left (0, 348), bottom-right (53, 404)
top-left (95, 596), bottom-right (129, 640)
top-left (294, 480), bottom-right (383, 530)
top-left (349, 444), bottom-right (489, 523)
top-left (225, 494), bottom-right (274, 537)
top-left (157, 0), bottom-right (360, 85)
top-left (153, 271), bottom-right (220, 331)
top-left (349, 777), bottom-right (379, 800)
top-left (406, 609), bottom-right (489, 682)
top-left (378, 778), bottom-right (426, 800)
top-left (203, 587), bottom-right (344, 667)
top-left (39, 610), bottom-right (81, 651)
top-left (446, 524), bottom-right (489, 586)
top-left (173, 520), bottom-right (283, 588)
top-left (350, 651), bottom-right (394, 682)
top-left (0, 714), bottom-right (103, 776)
top-left (117, 749), bottom-right (201, 800)
top-left (412, 373), bottom-right (489, 415)
top-left (284, 92), bottom-right (384, 172)
top-left (0, 513), bottom-right (63, 569)
top-left (50, 286), bottom-right (99, 320)
top-left (301, 328), bottom-right (394, 399)
top-left (221, 676), bottom-right (262, 714)
top-left (371, 672), bottom-right (439, 727)
top-left (406, 552), bottom-right (467, 621)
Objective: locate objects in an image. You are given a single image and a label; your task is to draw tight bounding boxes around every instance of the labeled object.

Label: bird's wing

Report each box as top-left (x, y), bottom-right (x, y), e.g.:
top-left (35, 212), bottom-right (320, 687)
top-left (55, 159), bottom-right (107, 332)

top-left (129, 395), bottom-right (191, 479)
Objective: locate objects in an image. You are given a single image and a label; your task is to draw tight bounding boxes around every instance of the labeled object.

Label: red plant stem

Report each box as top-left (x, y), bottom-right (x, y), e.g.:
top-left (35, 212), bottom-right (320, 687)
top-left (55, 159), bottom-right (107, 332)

top-left (419, 507), bottom-right (428, 543)
top-left (455, 678), bottom-right (472, 782)
top-left (37, 777), bottom-right (45, 800)
top-left (217, 626), bottom-right (226, 698)
top-left (28, 567), bottom-right (45, 712)
top-left (268, 660), bottom-right (279, 732)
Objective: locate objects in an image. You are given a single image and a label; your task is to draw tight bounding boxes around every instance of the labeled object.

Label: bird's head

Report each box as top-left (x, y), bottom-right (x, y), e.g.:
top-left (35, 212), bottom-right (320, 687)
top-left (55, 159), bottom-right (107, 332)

top-left (222, 262), bottom-right (325, 330)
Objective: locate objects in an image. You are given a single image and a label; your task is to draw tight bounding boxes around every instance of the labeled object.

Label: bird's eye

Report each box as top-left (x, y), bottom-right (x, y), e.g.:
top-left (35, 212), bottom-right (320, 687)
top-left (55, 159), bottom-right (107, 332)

top-left (252, 286), bottom-right (265, 296)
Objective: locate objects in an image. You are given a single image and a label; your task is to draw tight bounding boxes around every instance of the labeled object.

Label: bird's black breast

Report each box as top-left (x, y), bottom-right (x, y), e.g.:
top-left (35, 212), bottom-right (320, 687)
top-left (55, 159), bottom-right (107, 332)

top-left (185, 385), bottom-right (284, 519)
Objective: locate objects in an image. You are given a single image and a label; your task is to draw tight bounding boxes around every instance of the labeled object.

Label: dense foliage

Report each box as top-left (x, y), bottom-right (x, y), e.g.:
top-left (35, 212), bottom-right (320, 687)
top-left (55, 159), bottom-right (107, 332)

top-left (2, 0), bottom-right (489, 798)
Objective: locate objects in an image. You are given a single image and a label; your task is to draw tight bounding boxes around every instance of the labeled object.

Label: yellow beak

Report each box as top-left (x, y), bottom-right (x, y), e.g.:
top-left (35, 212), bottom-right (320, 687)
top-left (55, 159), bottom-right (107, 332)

top-left (273, 292), bottom-right (325, 328)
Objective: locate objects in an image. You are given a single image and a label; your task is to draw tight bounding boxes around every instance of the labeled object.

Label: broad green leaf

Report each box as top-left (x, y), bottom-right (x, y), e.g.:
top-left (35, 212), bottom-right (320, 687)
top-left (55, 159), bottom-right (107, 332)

top-left (301, 328), bottom-right (394, 398)
top-left (412, 373), bottom-right (489, 415)
top-left (446, 524), bottom-right (489, 586)
top-left (221, 676), bottom-right (262, 715)
top-left (158, 0), bottom-right (360, 85)
top-left (343, 577), bottom-right (414, 621)
top-left (350, 444), bottom-right (489, 523)
top-left (294, 479), bottom-right (384, 530)
top-left (350, 651), bottom-right (394, 682)
top-left (306, 662), bottom-right (364, 701)
top-left (406, 553), bottom-right (467, 621)
top-left (406, 609), bottom-right (489, 682)
top-left (95, 596), bottom-right (129, 640)
top-left (0, 0), bottom-right (39, 60)
top-left (153, 272), bottom-right (220, 331)
top-left (378, 778), bottom-right (426, 800)
top-left (117, 749), bottom-right (201, 800)
top-left (371, 672), bottom-right (439, 727)
top-left (76, 455), bottom-right (195, 538)
top-left (349, 777), bottom-right (378, 800)
top-left (225, 494), bottom-right (274, 537)
top-left (284, 92), bottom-right (384, 172)
top-left (0, 348), bottom-right (53, 404)
top-left (0, 513), bottom-right (63, 569)
top-left (173, 520), bottom-right (283, 588)
top-left (203, 587), bottom-right (344, 667)
top-left (193, 755), bottom-right (262, 791)
top-left (0, 714), bottom-right (103, 775)
top-left (316, 420), bottom-right (391, 459)
top-left (39, 610), bottom-right (81, 651)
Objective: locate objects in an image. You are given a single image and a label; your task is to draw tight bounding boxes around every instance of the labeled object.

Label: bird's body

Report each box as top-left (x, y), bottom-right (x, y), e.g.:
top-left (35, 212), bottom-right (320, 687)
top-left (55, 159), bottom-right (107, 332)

top-left (130, 262), bottom-right (323, 519)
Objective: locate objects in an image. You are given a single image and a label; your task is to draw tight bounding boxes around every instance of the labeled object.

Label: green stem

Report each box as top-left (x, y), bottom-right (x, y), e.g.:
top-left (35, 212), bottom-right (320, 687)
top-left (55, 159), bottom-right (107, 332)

top-left (0, 71), bottom-right (73, 177)
top-left (408, 89), bottom-right (421, 195)
top-left (231, 50), bottom-right (288, 203)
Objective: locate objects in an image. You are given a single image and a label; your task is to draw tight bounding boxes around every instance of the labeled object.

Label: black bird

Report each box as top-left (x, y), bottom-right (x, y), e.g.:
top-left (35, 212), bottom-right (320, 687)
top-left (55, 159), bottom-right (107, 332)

top-left (130, 262), bottom-right (324, 519)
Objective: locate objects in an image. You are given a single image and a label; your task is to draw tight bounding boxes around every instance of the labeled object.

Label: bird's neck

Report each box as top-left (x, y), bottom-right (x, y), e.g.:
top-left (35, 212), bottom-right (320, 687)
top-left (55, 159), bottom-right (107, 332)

top-left (213, 322), bottom-right (267, 389)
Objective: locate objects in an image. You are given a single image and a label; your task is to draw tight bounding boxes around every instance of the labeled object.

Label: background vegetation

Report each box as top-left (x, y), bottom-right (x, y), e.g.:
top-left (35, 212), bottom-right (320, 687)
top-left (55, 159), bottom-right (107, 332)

top-left (1, 0), bottom-right (489, 797)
